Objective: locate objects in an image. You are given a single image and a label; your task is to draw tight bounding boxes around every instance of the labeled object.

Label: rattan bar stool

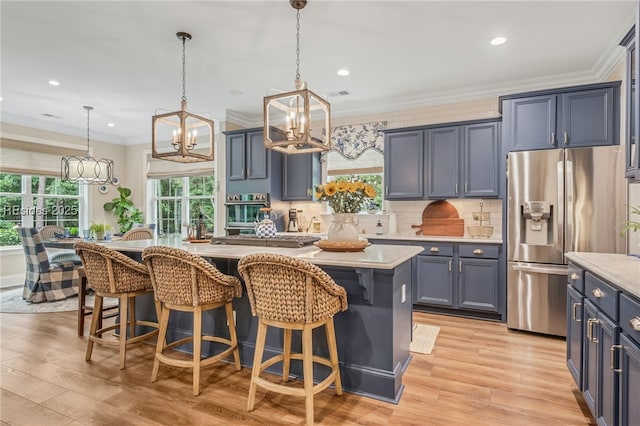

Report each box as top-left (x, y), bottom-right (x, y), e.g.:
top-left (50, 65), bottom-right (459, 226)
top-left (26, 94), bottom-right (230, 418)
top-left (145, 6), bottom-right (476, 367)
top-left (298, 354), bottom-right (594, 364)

top-left (237, 253), bottom-right (348, 425)
top-left (142, 246), bottom-right (242, 396)
top-left (75, 242), bottom-right (160, 370)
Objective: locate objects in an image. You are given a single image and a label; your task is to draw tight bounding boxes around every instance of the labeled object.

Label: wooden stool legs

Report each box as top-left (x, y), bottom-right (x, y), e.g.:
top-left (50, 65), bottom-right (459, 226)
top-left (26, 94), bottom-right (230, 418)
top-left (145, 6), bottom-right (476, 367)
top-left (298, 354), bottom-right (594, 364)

top-left (247, 317), bottom-right (343, 425)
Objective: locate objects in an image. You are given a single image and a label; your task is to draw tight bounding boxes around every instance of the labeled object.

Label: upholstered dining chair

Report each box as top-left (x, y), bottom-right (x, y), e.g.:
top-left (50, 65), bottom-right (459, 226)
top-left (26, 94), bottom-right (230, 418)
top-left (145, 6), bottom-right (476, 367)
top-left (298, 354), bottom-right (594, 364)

top-left (142, 246), bottom-right (242, 396)
top-left (121, 227), bottom-right (154, 241)
top-left (75, 241), bottom-right (160, 370)
top-left (17, 227), bottom-right (82, 303)
top-left (237, 253), bottom-right (348, 425)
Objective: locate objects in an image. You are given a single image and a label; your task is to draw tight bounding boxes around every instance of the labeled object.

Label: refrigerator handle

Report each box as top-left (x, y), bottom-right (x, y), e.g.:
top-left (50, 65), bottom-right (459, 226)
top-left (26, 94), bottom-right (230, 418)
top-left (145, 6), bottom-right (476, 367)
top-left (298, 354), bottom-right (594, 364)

top-left (565, 159), bottom-right (574, 253)
top-left (556, 159), bottom-right (564, 254)
top-left (512, 263), bottom-right (569, 275)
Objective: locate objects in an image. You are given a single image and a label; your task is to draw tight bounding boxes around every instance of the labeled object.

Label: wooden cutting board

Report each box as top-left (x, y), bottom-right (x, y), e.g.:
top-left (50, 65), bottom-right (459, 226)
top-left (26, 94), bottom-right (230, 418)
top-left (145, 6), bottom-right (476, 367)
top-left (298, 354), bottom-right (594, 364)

top-left (411, 200), bottom-right (464, 236)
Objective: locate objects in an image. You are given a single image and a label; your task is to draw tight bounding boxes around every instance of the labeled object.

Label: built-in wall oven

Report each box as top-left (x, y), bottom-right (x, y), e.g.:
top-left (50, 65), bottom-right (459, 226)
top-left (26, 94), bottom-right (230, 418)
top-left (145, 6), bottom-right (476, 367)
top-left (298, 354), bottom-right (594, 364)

top-left (225, 193), bottom-right (269, 235)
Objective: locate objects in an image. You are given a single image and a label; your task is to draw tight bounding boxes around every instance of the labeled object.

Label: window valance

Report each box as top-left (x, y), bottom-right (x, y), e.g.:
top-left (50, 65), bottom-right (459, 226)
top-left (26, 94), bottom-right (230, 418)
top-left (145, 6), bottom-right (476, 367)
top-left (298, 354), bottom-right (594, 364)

top-left (324, 121), bottom-right (387, 161)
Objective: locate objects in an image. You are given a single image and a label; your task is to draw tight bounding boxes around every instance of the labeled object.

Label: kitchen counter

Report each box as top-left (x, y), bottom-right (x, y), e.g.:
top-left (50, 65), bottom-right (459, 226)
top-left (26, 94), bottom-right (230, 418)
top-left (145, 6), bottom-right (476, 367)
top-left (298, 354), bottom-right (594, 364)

top-left (565, 252), bottom-right (640, 298)
top-left (278, 232), bottom-right (503, 244)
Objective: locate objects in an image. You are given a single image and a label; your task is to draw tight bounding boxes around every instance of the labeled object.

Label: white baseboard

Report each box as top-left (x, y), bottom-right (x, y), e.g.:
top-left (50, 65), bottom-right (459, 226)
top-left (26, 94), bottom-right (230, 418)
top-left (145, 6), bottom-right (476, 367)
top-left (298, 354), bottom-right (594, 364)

top-left (1, 274), bottom-right (24, 289)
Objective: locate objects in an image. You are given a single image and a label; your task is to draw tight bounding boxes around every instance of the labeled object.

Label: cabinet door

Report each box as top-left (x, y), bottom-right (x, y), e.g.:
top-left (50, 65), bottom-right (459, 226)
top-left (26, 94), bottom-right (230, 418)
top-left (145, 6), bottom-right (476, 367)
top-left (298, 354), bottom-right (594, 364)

top-left (620, 334), bottom-right (640, 426)
top-left (597, 313), bottom-right (619, 426)
top-left (457, 258), bottom-right (499, 312)
top-left (415, 255), bottom-right (453, 307)
top-left (384, 130), bottom-right (425, 199)
top-left (282, 153), bottom-right (319, 201)
top-left (247, 131), bottom-right (268, 179)
top-left (463, 122), bottom-right (499, 197)
top-left (560, 88), bottom-right (615, 147)
top-left (227, 133), bottom-right (246, 181)
top-left (427, 126), bottom-right (460, 198)
top-left (567, 284), bottom-right (584, 390)
top-left (625, 40), bottom-right (638, 179)
top-left (583, 299), bottom-right (598, 418)
top-left (504, 95), bottom-right (557, 151)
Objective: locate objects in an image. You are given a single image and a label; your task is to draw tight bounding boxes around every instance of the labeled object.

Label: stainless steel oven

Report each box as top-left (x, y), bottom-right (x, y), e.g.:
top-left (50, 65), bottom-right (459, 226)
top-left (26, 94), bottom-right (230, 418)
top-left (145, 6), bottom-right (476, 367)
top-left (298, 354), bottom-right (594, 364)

top-left (224, 193), bottom-right (270, 235)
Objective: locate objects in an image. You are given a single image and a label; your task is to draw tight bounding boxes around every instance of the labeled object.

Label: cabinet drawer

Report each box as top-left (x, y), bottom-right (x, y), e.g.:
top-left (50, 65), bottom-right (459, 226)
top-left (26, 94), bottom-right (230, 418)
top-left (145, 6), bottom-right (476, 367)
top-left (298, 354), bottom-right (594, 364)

top-left (585, 272), bottom-right (619, 321)
top-left (459, 244), bottom-right (499, 259)
top-left (620, 293), bottom-right (640, 345)
top-left (568, 263), bottom-right (584, 293)
top-left (413, 242), bottom-right (453, 257)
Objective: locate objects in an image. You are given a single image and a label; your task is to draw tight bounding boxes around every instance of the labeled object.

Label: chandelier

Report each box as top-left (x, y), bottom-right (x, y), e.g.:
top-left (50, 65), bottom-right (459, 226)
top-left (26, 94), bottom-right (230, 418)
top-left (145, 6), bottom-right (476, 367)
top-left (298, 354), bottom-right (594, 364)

top-left (152, 32), bottom-right (214, 163)
top-left (61, 106), bottom-right (114, 184)
top-left (263, 0), bottom-right (331, 154)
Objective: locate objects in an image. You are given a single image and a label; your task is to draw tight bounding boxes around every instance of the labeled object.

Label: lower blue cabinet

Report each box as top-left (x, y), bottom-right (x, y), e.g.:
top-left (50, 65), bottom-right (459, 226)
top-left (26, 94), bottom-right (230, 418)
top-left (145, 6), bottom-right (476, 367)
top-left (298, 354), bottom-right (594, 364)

top-left (566, 284), bottom-right (584, 390)
top-left (415, 254), bottom-right (453, 306)
top-left (620, 334), bottom-right (640, 426)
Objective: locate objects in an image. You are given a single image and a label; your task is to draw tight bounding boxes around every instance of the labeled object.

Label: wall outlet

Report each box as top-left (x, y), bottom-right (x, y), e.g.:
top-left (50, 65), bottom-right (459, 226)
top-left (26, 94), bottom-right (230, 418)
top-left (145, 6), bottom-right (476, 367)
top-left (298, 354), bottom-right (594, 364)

top-left (401, 284), bottom-right (406, 303)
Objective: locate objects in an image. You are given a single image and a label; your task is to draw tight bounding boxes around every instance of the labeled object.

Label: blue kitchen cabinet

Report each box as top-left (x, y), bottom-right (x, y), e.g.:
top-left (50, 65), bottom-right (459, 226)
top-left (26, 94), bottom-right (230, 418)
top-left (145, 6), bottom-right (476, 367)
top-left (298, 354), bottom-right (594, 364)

top-left (383, 130), bottom-right (425, 199)
top-left (502, 82), bottom-right (620, 152)
top-left (619, 334), bottom-right (640, 426)
top-left (620, 26), bottom-right (638, 181)
top-left (566, 266), bottom-right (585, 390)
top-left (457, 244), bottom-right (500, 313)
top-left (282, 152), bottom-right (320, 201)
top-left (224, 127), bottom-right (282, 196)
top-left (415, 253), bottom-right (454, 307)
top-left (427, 121), bottom-right (500, 199)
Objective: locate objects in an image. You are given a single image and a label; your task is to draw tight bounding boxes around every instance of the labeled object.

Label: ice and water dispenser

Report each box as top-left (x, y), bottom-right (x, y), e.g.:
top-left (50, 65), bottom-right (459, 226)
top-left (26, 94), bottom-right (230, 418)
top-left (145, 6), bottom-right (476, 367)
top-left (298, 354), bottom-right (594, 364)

top-left (521, 201), bottom-right (553, 245)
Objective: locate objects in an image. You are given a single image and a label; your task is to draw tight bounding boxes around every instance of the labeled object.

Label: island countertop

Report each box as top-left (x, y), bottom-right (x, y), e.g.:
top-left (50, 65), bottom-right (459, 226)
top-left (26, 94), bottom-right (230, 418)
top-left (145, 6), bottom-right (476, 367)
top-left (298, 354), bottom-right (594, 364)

top-left (565, 252), bottom-right (640, 298)
top-left (100, 237), bottom-right (424, 270)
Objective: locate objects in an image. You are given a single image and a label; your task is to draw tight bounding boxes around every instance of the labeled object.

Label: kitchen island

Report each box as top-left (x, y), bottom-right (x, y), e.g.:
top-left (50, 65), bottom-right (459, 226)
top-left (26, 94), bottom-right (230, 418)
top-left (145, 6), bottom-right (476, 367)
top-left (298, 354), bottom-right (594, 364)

top-left (102, 237), bottom-right (423, 403)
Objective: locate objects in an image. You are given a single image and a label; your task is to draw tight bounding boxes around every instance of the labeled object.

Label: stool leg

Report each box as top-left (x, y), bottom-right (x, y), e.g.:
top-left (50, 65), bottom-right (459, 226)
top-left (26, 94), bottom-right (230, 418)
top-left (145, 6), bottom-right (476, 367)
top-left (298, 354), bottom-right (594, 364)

top-left (119, 294), bottom-right (129, 370)
top-left (248, 319), bottom-right (267, 412)
top-left (152, 305), bottom-right (170, 383)
top-left (193, 306), bottom-right (202, 396)
top-left (85, 294), bottom-right (103, 361)
top-left (302, 325), bottom-right (314, 425)
top-left (77, 275), bottom-right (87, 336)
top-left (282, 328), bottom-right (292, 382)
top-left (129, 295), bottom-right (136, 339)
top-left (224, 302), bottom-right (241, 371)
top-left (325, 317), bottom-right (342, 395)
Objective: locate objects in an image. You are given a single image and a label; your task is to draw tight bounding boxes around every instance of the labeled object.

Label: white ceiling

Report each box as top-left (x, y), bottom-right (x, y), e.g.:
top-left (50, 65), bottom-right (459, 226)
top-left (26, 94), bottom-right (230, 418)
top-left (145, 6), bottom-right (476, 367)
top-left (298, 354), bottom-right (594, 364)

top-left (1, 0), bottom-right (636, 146)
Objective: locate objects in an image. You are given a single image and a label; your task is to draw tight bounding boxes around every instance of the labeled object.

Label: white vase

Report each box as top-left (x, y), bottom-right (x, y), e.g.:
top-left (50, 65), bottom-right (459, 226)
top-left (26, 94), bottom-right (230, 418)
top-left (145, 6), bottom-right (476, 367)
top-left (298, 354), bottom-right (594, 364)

top-left (327, 213), bottom-right (360, 242)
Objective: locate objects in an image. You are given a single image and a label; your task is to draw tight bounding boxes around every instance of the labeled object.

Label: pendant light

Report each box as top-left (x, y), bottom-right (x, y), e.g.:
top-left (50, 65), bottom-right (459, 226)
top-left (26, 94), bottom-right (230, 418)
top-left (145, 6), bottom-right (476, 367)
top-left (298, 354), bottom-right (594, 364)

top-left (152, 32), bottom-right (214, 163)
top-left (61, 106), bottom-right (114, 184)
top-left (263, 0), bottom-right (331, 154)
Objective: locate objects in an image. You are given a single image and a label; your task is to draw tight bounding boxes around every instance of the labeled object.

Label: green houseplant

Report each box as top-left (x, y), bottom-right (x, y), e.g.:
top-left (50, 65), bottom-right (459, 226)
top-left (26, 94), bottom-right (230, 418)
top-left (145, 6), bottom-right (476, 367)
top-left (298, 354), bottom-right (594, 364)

top-left (103, 186), bottom-right (144, 234)
top-left (621, 205), bottom-right (640, 235)
top-left (89, 222), bottom-right (111, 240)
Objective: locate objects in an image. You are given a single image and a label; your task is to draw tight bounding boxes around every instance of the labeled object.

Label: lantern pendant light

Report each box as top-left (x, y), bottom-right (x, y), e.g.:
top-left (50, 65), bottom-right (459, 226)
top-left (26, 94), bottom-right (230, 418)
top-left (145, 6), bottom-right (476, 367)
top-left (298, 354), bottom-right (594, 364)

top-left (152, 32), bottom-right (214, 163)
top-left (264, 0), bottom-right (331, 154)
top-left (61, 106), bottom-right (114, 184)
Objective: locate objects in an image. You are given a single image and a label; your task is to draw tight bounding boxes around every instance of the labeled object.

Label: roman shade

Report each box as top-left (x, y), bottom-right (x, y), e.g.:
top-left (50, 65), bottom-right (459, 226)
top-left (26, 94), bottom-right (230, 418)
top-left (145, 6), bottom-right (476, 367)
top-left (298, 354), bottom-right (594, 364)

top-left (145, 152), bottom-right (214, 178)
top-left (0, 137), bottom-right (85, 177)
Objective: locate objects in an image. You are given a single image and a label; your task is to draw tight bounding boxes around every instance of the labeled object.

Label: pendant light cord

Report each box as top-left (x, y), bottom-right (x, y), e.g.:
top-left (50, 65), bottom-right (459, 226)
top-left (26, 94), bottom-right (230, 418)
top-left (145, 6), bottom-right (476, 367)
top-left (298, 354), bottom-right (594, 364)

top-left (181, 35), bottom-right (187, 102)
top-left (295, 9), bottom-right (301, 81)
top-left (84, 106), bottom-right (93, 154)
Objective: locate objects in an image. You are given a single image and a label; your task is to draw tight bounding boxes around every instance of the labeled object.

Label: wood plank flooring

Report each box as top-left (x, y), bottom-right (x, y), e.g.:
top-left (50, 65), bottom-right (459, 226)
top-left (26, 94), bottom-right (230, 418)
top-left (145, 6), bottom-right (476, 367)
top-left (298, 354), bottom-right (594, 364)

top-left (0, 310), bottom-right (595, 425)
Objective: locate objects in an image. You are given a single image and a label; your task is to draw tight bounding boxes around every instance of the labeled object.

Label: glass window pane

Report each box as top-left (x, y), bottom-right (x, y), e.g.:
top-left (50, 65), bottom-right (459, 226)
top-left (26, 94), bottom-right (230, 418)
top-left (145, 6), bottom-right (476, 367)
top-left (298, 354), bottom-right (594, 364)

top-left (0, 174), bottom-right (21, 193)
top-left (189, 198), bottom-right (214, 233)
top-left (157, 199), bottom-right (182, 236)
top-left (329, 174), bottom-right (383, 212)
top-left (189, 175), bottom-right (214, 196)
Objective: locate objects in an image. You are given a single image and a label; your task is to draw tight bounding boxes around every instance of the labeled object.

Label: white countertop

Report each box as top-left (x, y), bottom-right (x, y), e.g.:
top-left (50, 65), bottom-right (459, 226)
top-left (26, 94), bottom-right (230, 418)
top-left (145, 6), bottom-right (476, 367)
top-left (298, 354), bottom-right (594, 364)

top-left (101, 237), bottom-right (424, 270)
top-left (566, 252), bottom-right (640, 298)
top-left (279, 232), bottom-right (503, 244)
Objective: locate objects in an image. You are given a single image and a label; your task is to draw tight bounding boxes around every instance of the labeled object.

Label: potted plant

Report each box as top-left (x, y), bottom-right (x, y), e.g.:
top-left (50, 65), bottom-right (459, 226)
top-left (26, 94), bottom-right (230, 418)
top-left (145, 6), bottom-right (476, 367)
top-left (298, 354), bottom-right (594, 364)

top-left (69, 226), bottom-right (79, 237)
top-left (103, 186), bottom-right (144, 234)
top-left (621, 206), bottom-right (640, 234)
top-left (89, 222), bottom-right (111, 241)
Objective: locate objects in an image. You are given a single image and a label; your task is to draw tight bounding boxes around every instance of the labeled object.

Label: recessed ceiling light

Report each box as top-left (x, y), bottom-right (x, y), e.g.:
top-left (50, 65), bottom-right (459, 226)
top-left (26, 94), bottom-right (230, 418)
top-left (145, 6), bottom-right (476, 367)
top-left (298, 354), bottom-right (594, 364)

top-left (0, 97), bottom-right (3, 101)
top-left (490, 37), bottom-right (507, 46)
top-left (337, 69), bottom-right (350, 76)
top-left (107, 123), bottom-right (115, 128)
top-left (48, 80), bottom-right (60, 86)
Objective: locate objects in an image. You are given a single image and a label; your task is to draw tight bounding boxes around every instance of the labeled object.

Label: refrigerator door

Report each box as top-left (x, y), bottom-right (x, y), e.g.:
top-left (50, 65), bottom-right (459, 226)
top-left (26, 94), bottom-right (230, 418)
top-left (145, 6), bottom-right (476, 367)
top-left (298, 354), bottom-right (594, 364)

top-left (507, 149), bottom-right (564, 264)
top-left (565, 146), bottom-right (626, 255)
top-left (507, 262), bottom-right (568, 337)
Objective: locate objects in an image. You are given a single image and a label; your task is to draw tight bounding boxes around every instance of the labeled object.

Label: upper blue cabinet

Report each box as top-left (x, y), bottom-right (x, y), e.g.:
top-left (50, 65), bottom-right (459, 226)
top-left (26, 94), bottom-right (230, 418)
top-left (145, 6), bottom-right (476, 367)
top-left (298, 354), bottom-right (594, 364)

top-left (384, 129), bottom-right (425, 199)
top-left (620, 24), bottom-right (639, 181)
top-left (501, 82), bottom-right (620, 152)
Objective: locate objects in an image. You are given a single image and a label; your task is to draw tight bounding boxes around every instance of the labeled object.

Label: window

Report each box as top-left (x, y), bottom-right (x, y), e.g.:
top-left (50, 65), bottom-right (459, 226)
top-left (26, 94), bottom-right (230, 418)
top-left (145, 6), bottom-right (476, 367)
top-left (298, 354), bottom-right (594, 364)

top-left (326, 148), bottom-right (384, 213)
top-left (153, 175), bottom-right (215, 236)
top-left (329, 173), bottom-right (383, 212)
top-left (0, 173), bottom-right (83, 246)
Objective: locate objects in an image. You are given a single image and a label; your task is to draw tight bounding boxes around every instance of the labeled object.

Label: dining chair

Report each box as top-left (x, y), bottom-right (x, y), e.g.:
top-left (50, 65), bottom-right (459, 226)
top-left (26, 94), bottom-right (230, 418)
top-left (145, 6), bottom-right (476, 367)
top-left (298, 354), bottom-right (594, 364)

top-left (237, 253), bottom-right (348, 425)
top-left (121, 227), bottom-right (154, 241)
top-left (17, 227), bottom-right (82, 303)
top-left (38, 225), bottom-right (64, 241)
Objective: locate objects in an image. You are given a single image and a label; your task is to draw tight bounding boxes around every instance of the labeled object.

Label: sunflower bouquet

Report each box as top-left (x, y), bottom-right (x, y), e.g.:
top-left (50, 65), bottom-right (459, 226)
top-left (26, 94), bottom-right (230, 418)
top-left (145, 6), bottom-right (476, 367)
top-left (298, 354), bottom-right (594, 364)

top-left (314, 178), bottom-right (377, 213)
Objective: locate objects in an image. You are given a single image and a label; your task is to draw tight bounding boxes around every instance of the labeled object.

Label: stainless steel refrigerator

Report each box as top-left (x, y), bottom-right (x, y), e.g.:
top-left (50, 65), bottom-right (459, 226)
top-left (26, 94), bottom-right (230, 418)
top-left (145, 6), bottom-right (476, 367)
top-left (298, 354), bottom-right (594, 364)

top-left (507, 146), bottom-right (626, 336)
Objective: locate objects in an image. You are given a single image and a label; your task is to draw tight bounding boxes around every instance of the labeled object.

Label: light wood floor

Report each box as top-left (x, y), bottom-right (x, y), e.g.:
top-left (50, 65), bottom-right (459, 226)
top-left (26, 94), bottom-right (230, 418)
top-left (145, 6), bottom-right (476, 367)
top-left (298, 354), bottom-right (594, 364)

top-left (0, 310), bottom-right (595, 425)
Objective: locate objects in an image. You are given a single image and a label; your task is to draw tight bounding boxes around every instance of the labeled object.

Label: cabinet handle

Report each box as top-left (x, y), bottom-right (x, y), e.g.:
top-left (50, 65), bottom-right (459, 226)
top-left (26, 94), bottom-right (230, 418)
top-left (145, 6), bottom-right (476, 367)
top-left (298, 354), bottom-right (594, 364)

top-left (563, 131), bottom-right (568, 145)
top-left (586, 318), bottom-right (593, 341)
top-left (570, 272), bottom-right (579, 281)
top-left (572, 302), bottom-right (581, 322)
top-left (551, 132), bottom-right (555, 145)
top-left (385, 186), bottom-right (389, 195)
top-left (592, 288), bottom-right (604, 298)
top-left (448, 260), bottom-right (452, 272)
top-left (458, 261), bottom-right (462, 273)
top-left (630, 316), bottom-right (640, 331)
top-left (465, 182), bottom-right (468, 193)
top-left (248, 168), bottom-right (252, 176)
top-left (473, 248), bottom-right (484, 255)
top-left (590, 319), bottom-right (600, 344)
top-left (430, 247), bottom-right (440, 253)
top-left (455, 183), bottom-right (458, 194)
top-left (610, 344), bottom-right (622, 374)
top-left (306, 188), bottom-right (312, 198)
top-left (241, 168), bottom-right (245, 177)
